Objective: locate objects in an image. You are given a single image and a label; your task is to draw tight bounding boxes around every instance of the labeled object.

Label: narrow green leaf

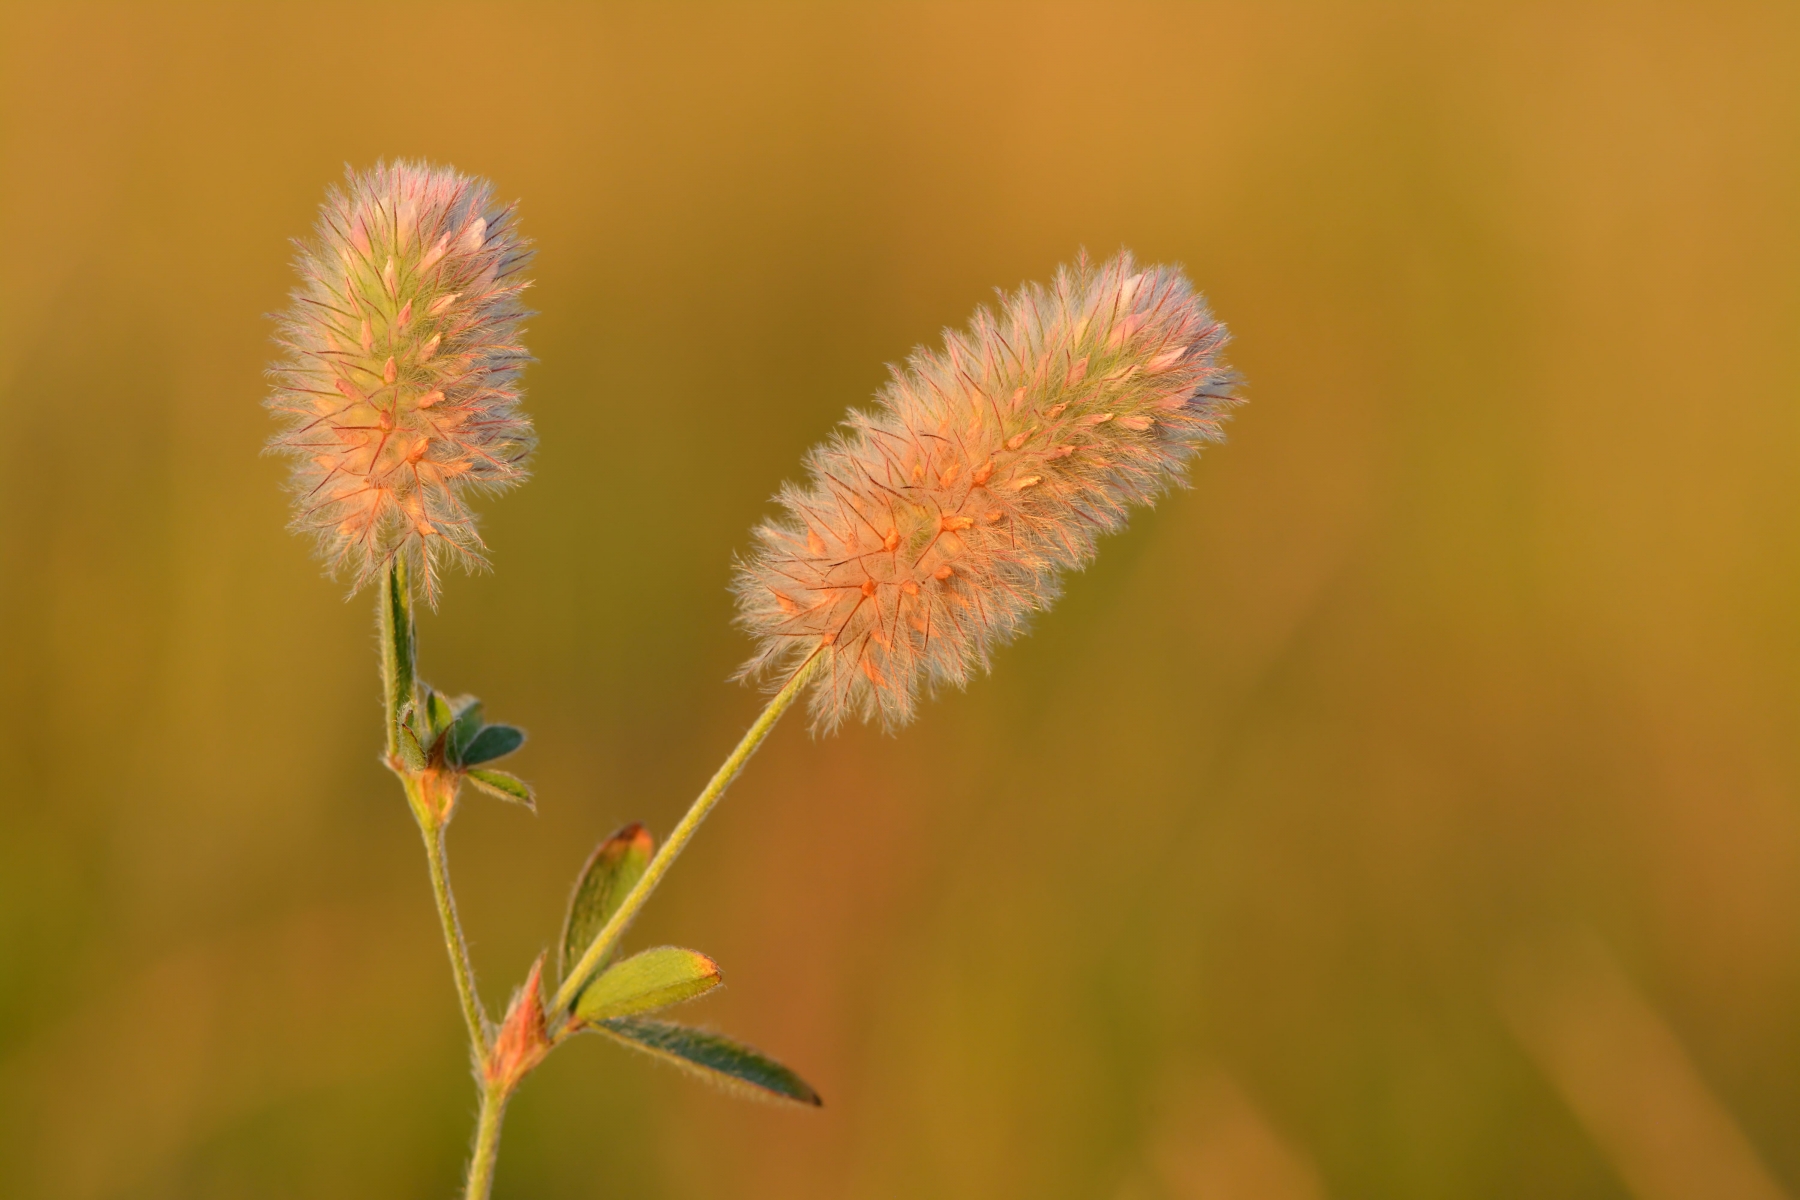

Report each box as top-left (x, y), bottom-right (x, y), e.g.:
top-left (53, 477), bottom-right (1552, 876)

top-left (396, 723), bottom-right (427, 772)
top-left (592, 1018), bottom-right (822, 1106)
top-left (467, 768), bottom-right (534, 810)
top-left (378, 559), bottom-right (417, 760)
top-left (576, 947), bottom-right (722, 1021)
top-left (560, 824), bottom-right (653, 987)
top-left (460, 724), bottom-right (525, 767)
top-left (425, 688), bottom-right (454, 738)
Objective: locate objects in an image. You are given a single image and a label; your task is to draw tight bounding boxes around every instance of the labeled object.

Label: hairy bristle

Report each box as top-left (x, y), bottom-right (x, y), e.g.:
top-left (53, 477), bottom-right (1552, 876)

top-left (265, 161), bottom-right (535, 602)
top-left (733, 251), bottom-right (1242, 731)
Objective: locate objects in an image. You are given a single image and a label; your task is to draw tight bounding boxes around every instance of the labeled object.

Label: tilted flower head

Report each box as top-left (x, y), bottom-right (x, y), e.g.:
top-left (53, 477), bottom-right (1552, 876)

top-left (266, 161), bottom-right (534, 602)
top-left (734, 250), bottom-right (1242, 731)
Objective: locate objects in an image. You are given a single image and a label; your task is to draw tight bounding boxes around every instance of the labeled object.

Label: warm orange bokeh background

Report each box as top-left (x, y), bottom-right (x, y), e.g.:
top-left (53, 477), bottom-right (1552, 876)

top-left (3, 3), bottom-right (1797, 1197)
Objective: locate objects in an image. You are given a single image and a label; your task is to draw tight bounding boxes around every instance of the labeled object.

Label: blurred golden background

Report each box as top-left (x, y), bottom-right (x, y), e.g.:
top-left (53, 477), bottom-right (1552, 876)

top-left (2, 2), bottom-right (1798, 1197)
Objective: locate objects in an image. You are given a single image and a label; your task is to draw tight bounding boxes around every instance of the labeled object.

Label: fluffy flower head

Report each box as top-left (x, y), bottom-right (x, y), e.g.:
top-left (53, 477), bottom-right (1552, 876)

top-left (266, 161), bottom-right (534, 601)
top-left (735, 251), bottom-right (1241, 731)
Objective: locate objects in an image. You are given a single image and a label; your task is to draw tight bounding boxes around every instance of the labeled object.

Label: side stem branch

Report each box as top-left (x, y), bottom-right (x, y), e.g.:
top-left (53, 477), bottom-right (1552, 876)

top-left (551, 652), bottom-right (821, 1013)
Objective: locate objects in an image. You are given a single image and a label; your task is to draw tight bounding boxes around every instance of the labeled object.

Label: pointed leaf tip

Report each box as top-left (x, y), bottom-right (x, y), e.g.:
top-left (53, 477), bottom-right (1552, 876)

top-left (424, 688), bottom-right (454, 738)
top-left (593, 1018), bottom-right (822, 1107)
top-left (467, 768), bottom-right (534, 810)
top-left (396, 723), bottom-right (427, 772)
top-left (560, 823), bottom-right (654, 988)
top-left (575, 946), bottom-right (722, 1021)
top-left (460, 723), bottom-right (525, 767)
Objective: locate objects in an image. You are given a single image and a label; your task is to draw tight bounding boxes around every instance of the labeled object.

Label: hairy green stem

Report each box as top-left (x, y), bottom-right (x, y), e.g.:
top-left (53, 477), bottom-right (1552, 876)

top-left (379, 558), bottom-right (418, 763)
top-left (551, 653), bottom-right (821, 1014)
top-left (463, 1084), bottom-right (508, 1200)
top-left (419, 807), bottom-right (491, 1057)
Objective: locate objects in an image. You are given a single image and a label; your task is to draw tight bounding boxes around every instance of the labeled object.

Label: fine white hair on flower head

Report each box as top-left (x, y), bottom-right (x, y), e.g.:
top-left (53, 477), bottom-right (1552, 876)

top-left (733, 250), bottom-right (1242, 732)
top-left (266, 161), bottom-right (535, 603)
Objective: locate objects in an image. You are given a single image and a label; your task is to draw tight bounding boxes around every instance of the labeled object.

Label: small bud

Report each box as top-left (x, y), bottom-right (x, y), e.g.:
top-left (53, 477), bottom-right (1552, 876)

top-left (418, 234), bottom-right (450, 274)
top-left (933, 565), bottom-right (954, 582)
top-left (1117, 415), bottom-right (1154, 431)
top-left (882, 529), bottom-right (900, 551)
top-left (397, 299), bottom-right (413, 328)
top-left (485, 956), bottom-right (550, 1093)
top-left (418, 334), bottom-right (442, 362)
top-left (1004, 430), bottom-right (1030, 451)
top-left (1080, 412), bottom-right (1115, 426)
top-left (971, 460), bottom-right (995, 486)
top-left (1011, 475), bottom-right (1043, 491)
top-left (1147, 344), bottom-right (1187, 373)
top-left (428, 291), bottom-right (459, 316)
top-left (359, 318), bottom-right (374, 353)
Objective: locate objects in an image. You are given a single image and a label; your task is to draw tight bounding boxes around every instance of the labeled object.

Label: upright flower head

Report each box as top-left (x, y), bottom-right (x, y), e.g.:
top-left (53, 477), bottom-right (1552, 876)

top-left (267, 161), bottom-right (535, 601)
top-left (734, 251), bottom-right (1241, 731)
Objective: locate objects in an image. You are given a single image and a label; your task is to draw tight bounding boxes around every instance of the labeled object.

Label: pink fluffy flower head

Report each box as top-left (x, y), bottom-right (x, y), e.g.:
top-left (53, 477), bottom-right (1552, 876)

top-left (735, 251), bottom-right (1241, 731)
top-left (266, 161), bottom-right (535, 602)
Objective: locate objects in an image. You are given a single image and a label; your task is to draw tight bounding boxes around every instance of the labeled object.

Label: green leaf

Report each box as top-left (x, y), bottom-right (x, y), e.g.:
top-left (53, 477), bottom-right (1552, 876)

top-left (425, 688), bottom-right (454, 738)
top-left (448, 698), bottom-right (484, 762)
top-left (396, 723), bottom-right (427, 772)
top-left (460, 724), bottom-right (525, 767)
top-left (379, 559), bottom-right (417, 760)
top-left (467, 768), bottom-right (534, 810)
top-left (576, 947), bottom-right (722, 1021)
top-left (591, 1018), bottom-right (821, 1106)
top-left (560, 824), bottom-right (653, 987)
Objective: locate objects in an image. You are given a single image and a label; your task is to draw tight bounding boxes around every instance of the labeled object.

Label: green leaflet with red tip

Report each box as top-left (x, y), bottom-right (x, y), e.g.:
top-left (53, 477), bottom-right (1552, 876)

top-left (575, 946), bottom-right (721, 1021)
top-left (592, 1018), bottom-right (822, 1107)
top-left (560, 824), bottom-right (653, 988)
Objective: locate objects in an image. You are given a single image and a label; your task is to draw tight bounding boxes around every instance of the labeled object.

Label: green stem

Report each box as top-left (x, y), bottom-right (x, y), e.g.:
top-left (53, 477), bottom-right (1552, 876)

top-left (551, 653), bottom-right (821, 1014)
top-left (420, 809), bottom-right (491, 1057)
top-left (463, 1083), bottom-right (508, 1200)
top-left (379, 558), bottom-right (417, 763)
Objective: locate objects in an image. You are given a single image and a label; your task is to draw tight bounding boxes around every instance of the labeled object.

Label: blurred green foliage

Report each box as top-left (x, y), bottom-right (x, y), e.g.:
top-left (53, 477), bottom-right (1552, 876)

top-left (1, 3), bottom-right (1797, 1197)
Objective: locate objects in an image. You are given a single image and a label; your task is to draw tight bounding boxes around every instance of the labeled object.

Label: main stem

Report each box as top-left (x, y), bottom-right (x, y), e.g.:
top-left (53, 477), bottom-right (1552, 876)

top-left (421, 811), bottom-right (491, 1057)
top-left (551, 652), bottom-right (821, 1014)
top-left (381, 560), bottom-right (506, 1193)
top-left (464, 1084), bottom-right (508, 1200)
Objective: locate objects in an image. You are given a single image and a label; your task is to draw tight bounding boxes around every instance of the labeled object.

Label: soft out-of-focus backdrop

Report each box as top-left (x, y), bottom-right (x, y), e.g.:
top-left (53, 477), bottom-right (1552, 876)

top-left (2, 3), bottom-right (1797, 1197)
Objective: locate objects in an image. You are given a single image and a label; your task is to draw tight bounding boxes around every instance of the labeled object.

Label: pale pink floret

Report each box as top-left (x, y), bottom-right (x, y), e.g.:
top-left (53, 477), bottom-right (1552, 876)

top-left (734, 251), bottom-right (1241, 731)
top-left (266, 162), bottom-right (534, 601)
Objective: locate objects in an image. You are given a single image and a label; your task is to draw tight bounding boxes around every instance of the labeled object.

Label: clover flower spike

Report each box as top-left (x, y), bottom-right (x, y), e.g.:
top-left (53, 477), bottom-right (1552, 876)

top-left (266, 161), bottom-right (535, 602)
top-left (734, 250), bottom-right (1242, 731)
